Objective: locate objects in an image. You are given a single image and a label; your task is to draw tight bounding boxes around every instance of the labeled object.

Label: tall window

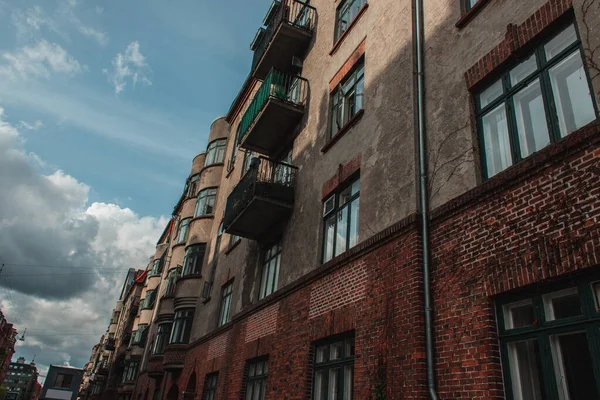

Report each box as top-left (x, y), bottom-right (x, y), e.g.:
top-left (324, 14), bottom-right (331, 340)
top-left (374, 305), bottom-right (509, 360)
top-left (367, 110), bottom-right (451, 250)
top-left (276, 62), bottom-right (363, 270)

top-left (477, 23), bottom-right (597, 178)
top-left (242, 150), bottom-right (256, 177)
top-left (205, 139), bottom-right (227, 166)
top-left (177, 218), bottom-right (191, 244)
top-left (185, 174), bottom-right (200, 198)
top-left (194, 188), bottom-right (217, 217)
top-left (150, 257), bottom-right (163, 276)
top-left (244, 359), bottom-right (268, 400)
top-left (152, 323), bottom-right (172, 355)
top-left (313, 333), bottom-right (355, 400)
top-left (497, 274), bottom-right (600, 399)
top-left (323, 178), bottom-right (360, 263)
top-left (132, 324), bottom-right (148, 345)
top-left (54, 373), bottom-right (73, 388)
top-left (122, 361), bottom-right (139, 383)
top-left (164, 267), bottom-right (180, 297)
top-left (217, 282), bottom-right (233, 327)
top-left (182, 244), bottom-right (206, 276)
top-left (142, 290), bottom-right (156, 309)
top-left (201, 373), bottom-right (218, 400)
top-left (330, 59), bottom-right (364, 137)
top-left (259, 242), bottom-right (281, 299)
top-left (170, 309), bottom-right (194, 344)
top-left (334, 0), bottom-right (366, 41)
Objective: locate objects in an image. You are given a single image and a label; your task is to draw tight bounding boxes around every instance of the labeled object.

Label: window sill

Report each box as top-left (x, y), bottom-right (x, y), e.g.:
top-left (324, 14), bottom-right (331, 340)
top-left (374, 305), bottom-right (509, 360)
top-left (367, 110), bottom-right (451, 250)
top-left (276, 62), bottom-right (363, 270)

top-left (147, 274), bottom-right (161, 279)
top-left (172, 242), bottom-right (186, 250)
top-left (329, 3), bottom-right (369, 56)
top-left (190, 215), bottom-right (214, 224)
top-left (201, 296), bottom-right (211, 304)
top-left (177, 274), bottom-right (202, 281)
top-left (225, 166), bottom-right (235, 178)
top-left (455, 0), bottom-right (493, 29)
top-left (224, 239), bottom-right (241, 255)
top-left (321, 109), bottom-right (365, 153)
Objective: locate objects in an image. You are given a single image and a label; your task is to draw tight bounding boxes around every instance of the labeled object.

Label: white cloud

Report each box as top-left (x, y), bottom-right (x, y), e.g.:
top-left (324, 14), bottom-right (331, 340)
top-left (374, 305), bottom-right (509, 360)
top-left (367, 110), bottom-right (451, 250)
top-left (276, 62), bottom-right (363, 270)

top-left (0, 40), bottom-right (82, 80)
top-left (12, 6), bottom-right (62, 39)
top-left (18, 120), bottom-right (44, 130)
top-left (104, 41), bottom-right (152, 94)
top-left (0, 106), bottom-right (168, 371)
top-left (95, 6), bottom-right (103, 15)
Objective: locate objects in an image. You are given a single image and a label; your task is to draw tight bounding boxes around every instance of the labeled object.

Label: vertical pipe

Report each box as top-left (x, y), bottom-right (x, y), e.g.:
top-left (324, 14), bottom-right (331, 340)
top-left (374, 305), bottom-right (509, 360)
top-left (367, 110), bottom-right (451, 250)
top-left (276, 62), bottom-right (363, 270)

top-left (413, 0), bottom-right (439, 398)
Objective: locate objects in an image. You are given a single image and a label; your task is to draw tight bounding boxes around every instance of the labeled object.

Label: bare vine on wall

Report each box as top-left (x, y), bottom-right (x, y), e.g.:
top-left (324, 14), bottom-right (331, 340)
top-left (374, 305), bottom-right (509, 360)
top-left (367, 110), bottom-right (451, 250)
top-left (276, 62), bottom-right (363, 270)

top-left (582, 0), bottom-right (600, 98)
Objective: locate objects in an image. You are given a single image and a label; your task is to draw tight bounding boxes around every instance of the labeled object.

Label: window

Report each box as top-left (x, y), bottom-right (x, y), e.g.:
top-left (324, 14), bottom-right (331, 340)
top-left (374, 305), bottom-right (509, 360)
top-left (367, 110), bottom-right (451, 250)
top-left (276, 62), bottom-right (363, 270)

top-left (142, 290), bottom-right (157, 309)
top-left (330, 59), bottom-right (364, 138)
top-left (205, 139), bottom-right (227, 166)
top-left (323, 178), bottom-right (360, 263)
top-left (476, 23), bottom-right (597, 178)
top-left (182, 244), bottom-right (206, 276)
top-left (185, 174), bottom-right (200, 198)
top-left (217, 282), bottom-right (233, 327)
top-left (241, 150), bottom-right (256, 177)
top-left (150, 257), bottom-right (163, 276)
top-left (152, 323), bottom-right (172, 355)
top-left (465, 0), bottom-right (480, 11)
top-left (163, 267), bottom-right (181, 297)
top-left (194, 188), bottom-right (217, 217)
top-left (313, 333), bottom-right (355, 400)
top-left (122, 361), bottom-right (139, 383)
top-left (54, 373), bottom-right (73, 388)
top-left (244, 359), bottom-right (268, 400)
top-left (177, 218), bottom-right (191, 244)
top-left (170, 309), bottom-right (194, 344)
top-left (259, 242), bottom-right (281, 299)
top-left (497, 274), bottom-right (600, 399)
top-left (201, 373), bottom-right (218, 400)
top-left (132, 324), bottom-right (148, 345)
top-left (334, 0), bottom-right (367, 41)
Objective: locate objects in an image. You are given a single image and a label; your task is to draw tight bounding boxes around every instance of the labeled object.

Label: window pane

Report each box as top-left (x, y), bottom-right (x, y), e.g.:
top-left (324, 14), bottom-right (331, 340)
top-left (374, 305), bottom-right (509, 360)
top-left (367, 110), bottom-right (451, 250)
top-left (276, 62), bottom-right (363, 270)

top-left (329, 368), bottom-right (340, 400)
top-left (545, 25), bottom-right (578, 60)
top-left (245, 382), bottom-right (253, 400)
top-left (481, 103), bottom-right (512, 177)
top-left (510, 55), bottom-right (537, 86)
top-left (330, 342), bottom-right (343, 361)
top-left (316, 346), bottom-right (327, 363)
top-left (504, 300), bottom-right (535, 329)
top-left (550, 332), bottom-right (599, 400)
top-left (349, 198), bottom-right (359, 248)
top-left (513, 79), bottom-right (550, 158)
top-left (343, 365), bottom-right (353, 400)
top-left (314, 370), bottom-right (326, 400)
top-left (543, 288), bottom-right (582, 321)
top-left (335, 206), bottom-right (348, 257)
top-left (479, 80), bottom-right (503, 108)
top-left (324, 215), bottom-right (335, 262)
top-left (508, 339), bottom-right (544, 400)
top-left (549, 51), bottom-right (596, 137)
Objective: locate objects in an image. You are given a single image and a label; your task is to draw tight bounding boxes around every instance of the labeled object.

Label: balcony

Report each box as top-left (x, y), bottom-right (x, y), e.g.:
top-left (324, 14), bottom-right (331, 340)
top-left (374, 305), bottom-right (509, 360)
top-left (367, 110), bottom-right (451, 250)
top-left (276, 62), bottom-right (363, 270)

top-left (251, 0), bottom-right (316, 79)
top-left (103, 339), bottom-right (115, 351)
top-left (224, 157), bottom-right (297, 240)
top-left (163, 345), bottom-right (186, 371)
top-left (147, 355), bottom-right (164, 379)
top-left (239, 69), bottom-right (308, 157)
top-left (96, 362), bottom-right (109, 375)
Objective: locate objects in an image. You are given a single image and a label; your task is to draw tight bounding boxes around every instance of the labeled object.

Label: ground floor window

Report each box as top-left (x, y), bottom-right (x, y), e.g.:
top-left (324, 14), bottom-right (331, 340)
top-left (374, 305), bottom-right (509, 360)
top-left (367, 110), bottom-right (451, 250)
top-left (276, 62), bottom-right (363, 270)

top-left (497, 273), bottom-right (600, 399)
top-left (244, 358), bottom-right (268, 400)
top-left (201, 373), bottom-right (218, 400)
top-left (313, 332), bottom-right (355, 400)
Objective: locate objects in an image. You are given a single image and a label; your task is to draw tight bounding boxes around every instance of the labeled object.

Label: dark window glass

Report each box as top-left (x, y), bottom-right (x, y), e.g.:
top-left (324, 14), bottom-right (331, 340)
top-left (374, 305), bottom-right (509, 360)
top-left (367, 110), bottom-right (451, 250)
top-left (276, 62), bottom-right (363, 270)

top-left (330, 60), bottom-right (364, 138)
top-left (313, 334), bottom-right (354, 400)
top-left (259, 242), bottom-right (281, 299)
top-left (150, 258), bottom-right (163, 276)
top-left (152, 323), bottom-right (172, 355)
top-left (244, 359), bottom-right (268, 400)
top-left (177, 218), bottom-right (191, 244)
top-left (323, 178), bottom-right (360, 263)
top-left (164, 267), bottom-right (181, 297)
top-left (182, 244), bottom-right (207, 276)
top-left (142, 290), bottom-right (156, 309)
top-left (186, 174), bottom-right (200, 198)
top-left (218, 282), bottom-right (233, 327)
top-left (205, 139), bottom-right (227, 166)
top-left (201, 373), bottom-right (218, 400)
top-left (194, 188), bottom-right (218, 217)
top-left (54, 373), bottom-right (73, 388)
top-left (170, 308), bottom-right (194, 344)
top-left (476, 24), bottom-right (597, 178)
top-left (334, 0), bottom-right (367, 41)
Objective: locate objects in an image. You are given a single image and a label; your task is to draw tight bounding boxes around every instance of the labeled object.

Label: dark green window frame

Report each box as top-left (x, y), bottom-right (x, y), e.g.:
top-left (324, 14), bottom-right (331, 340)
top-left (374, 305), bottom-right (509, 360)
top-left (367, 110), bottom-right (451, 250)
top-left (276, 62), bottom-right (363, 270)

top-left (312, 332), bottom-right (355, 400)
top-left (476, 20), bottom-right (598, 179)
top-left (322, 177), bottom-right (360, 263)
top-left (217, 281), bottom-right (233, 327)
top-left (176, 218), bottom-right (191, 244)
top-left (464, 0), bottom-right (480, 12)
top-left (259, 241), bottom-right (281, 300)
top-left (496, 272), bottom-right (600, 399)
top-left (185, 174), bottom-right (200, 198)
top-left (201, 373), bottom-right (218, 400)
top-left (182, 244), bottom-right (206, 277)
top-left (194, 187), bottom-right (217, 217)
top-left (244, 358), bottom-right (268, 400)
top-left (205, 139), bottom-right (227, 166)
top-left (330, 59), bottom-right (365, 138)
top-left (152, 323), bottom-right (172, 355)
top-left (334, 0), bottom-right (367, 41)
top-left (169, 308), bottom-right (194, 344)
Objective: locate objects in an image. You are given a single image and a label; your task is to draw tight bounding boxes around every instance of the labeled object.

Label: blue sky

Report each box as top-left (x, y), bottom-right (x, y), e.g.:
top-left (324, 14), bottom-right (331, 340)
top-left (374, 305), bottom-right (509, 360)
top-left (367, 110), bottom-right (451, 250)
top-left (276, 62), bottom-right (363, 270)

top-left (0, 0), bottom-right (269, 379)
top-left (0, 0), bottom-right (266, 216)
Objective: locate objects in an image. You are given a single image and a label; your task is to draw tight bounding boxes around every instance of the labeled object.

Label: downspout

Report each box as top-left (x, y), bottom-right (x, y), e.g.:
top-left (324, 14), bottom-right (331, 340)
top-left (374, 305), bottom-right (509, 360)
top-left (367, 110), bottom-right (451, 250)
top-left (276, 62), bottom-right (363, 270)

top-left (413, 0), bottom-right (439, 399)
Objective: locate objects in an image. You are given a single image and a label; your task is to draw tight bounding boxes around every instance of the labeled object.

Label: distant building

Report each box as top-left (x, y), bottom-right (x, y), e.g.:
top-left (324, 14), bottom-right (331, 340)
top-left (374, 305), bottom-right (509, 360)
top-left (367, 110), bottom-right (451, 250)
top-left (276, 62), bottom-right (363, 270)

top-left (39, 366), bottom-right (83, 400)
top-left (0, 311), bottom-right (17, 385)
top-left (2, 358), bottom-right (39, 400)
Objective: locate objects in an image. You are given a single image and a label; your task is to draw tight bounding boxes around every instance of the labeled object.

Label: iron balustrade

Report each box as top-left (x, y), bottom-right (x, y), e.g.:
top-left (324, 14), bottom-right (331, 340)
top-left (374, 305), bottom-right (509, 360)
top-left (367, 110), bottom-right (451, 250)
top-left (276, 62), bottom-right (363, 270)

top-left (223, 156), bottom-right (298, 230)
top-left (251, 0), bottom-right (316, 70)
top-left (238, 69), bottom-right (308, 147)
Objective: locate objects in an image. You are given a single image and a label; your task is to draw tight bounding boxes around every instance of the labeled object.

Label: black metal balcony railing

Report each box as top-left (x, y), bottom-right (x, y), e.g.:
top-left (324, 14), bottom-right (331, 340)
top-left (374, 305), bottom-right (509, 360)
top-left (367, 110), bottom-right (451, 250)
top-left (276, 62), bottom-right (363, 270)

top-left (238, 69), bottom-right (308, 151)
top-left (251, 0), bottom-right (316, 71)
top-left (223, 157), bottom-right (297, 239)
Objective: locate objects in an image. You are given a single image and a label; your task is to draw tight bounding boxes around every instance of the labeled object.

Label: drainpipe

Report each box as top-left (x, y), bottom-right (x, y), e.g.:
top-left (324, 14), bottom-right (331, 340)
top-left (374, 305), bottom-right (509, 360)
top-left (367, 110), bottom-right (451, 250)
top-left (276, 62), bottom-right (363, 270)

top-left (413, 0), bottom-right (438, 399)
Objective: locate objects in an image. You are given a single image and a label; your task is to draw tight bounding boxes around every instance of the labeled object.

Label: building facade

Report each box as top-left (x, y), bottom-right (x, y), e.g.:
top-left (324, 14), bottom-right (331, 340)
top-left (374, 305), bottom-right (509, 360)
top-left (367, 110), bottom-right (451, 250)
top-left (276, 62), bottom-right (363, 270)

top-left (2, 358), bottom-right (39, 400)
top-left (0, 311), bottom-right (17, 387)
top-left (40, 366), bottom-right (83, 400)
top-left (88, 0), bottom-right (600, 399)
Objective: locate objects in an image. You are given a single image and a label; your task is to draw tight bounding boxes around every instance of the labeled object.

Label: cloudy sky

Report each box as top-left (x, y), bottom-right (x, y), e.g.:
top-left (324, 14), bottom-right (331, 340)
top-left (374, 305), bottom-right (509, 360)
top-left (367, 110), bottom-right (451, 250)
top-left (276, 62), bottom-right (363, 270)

top-left (0, 0), bottom-right (265, 382)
